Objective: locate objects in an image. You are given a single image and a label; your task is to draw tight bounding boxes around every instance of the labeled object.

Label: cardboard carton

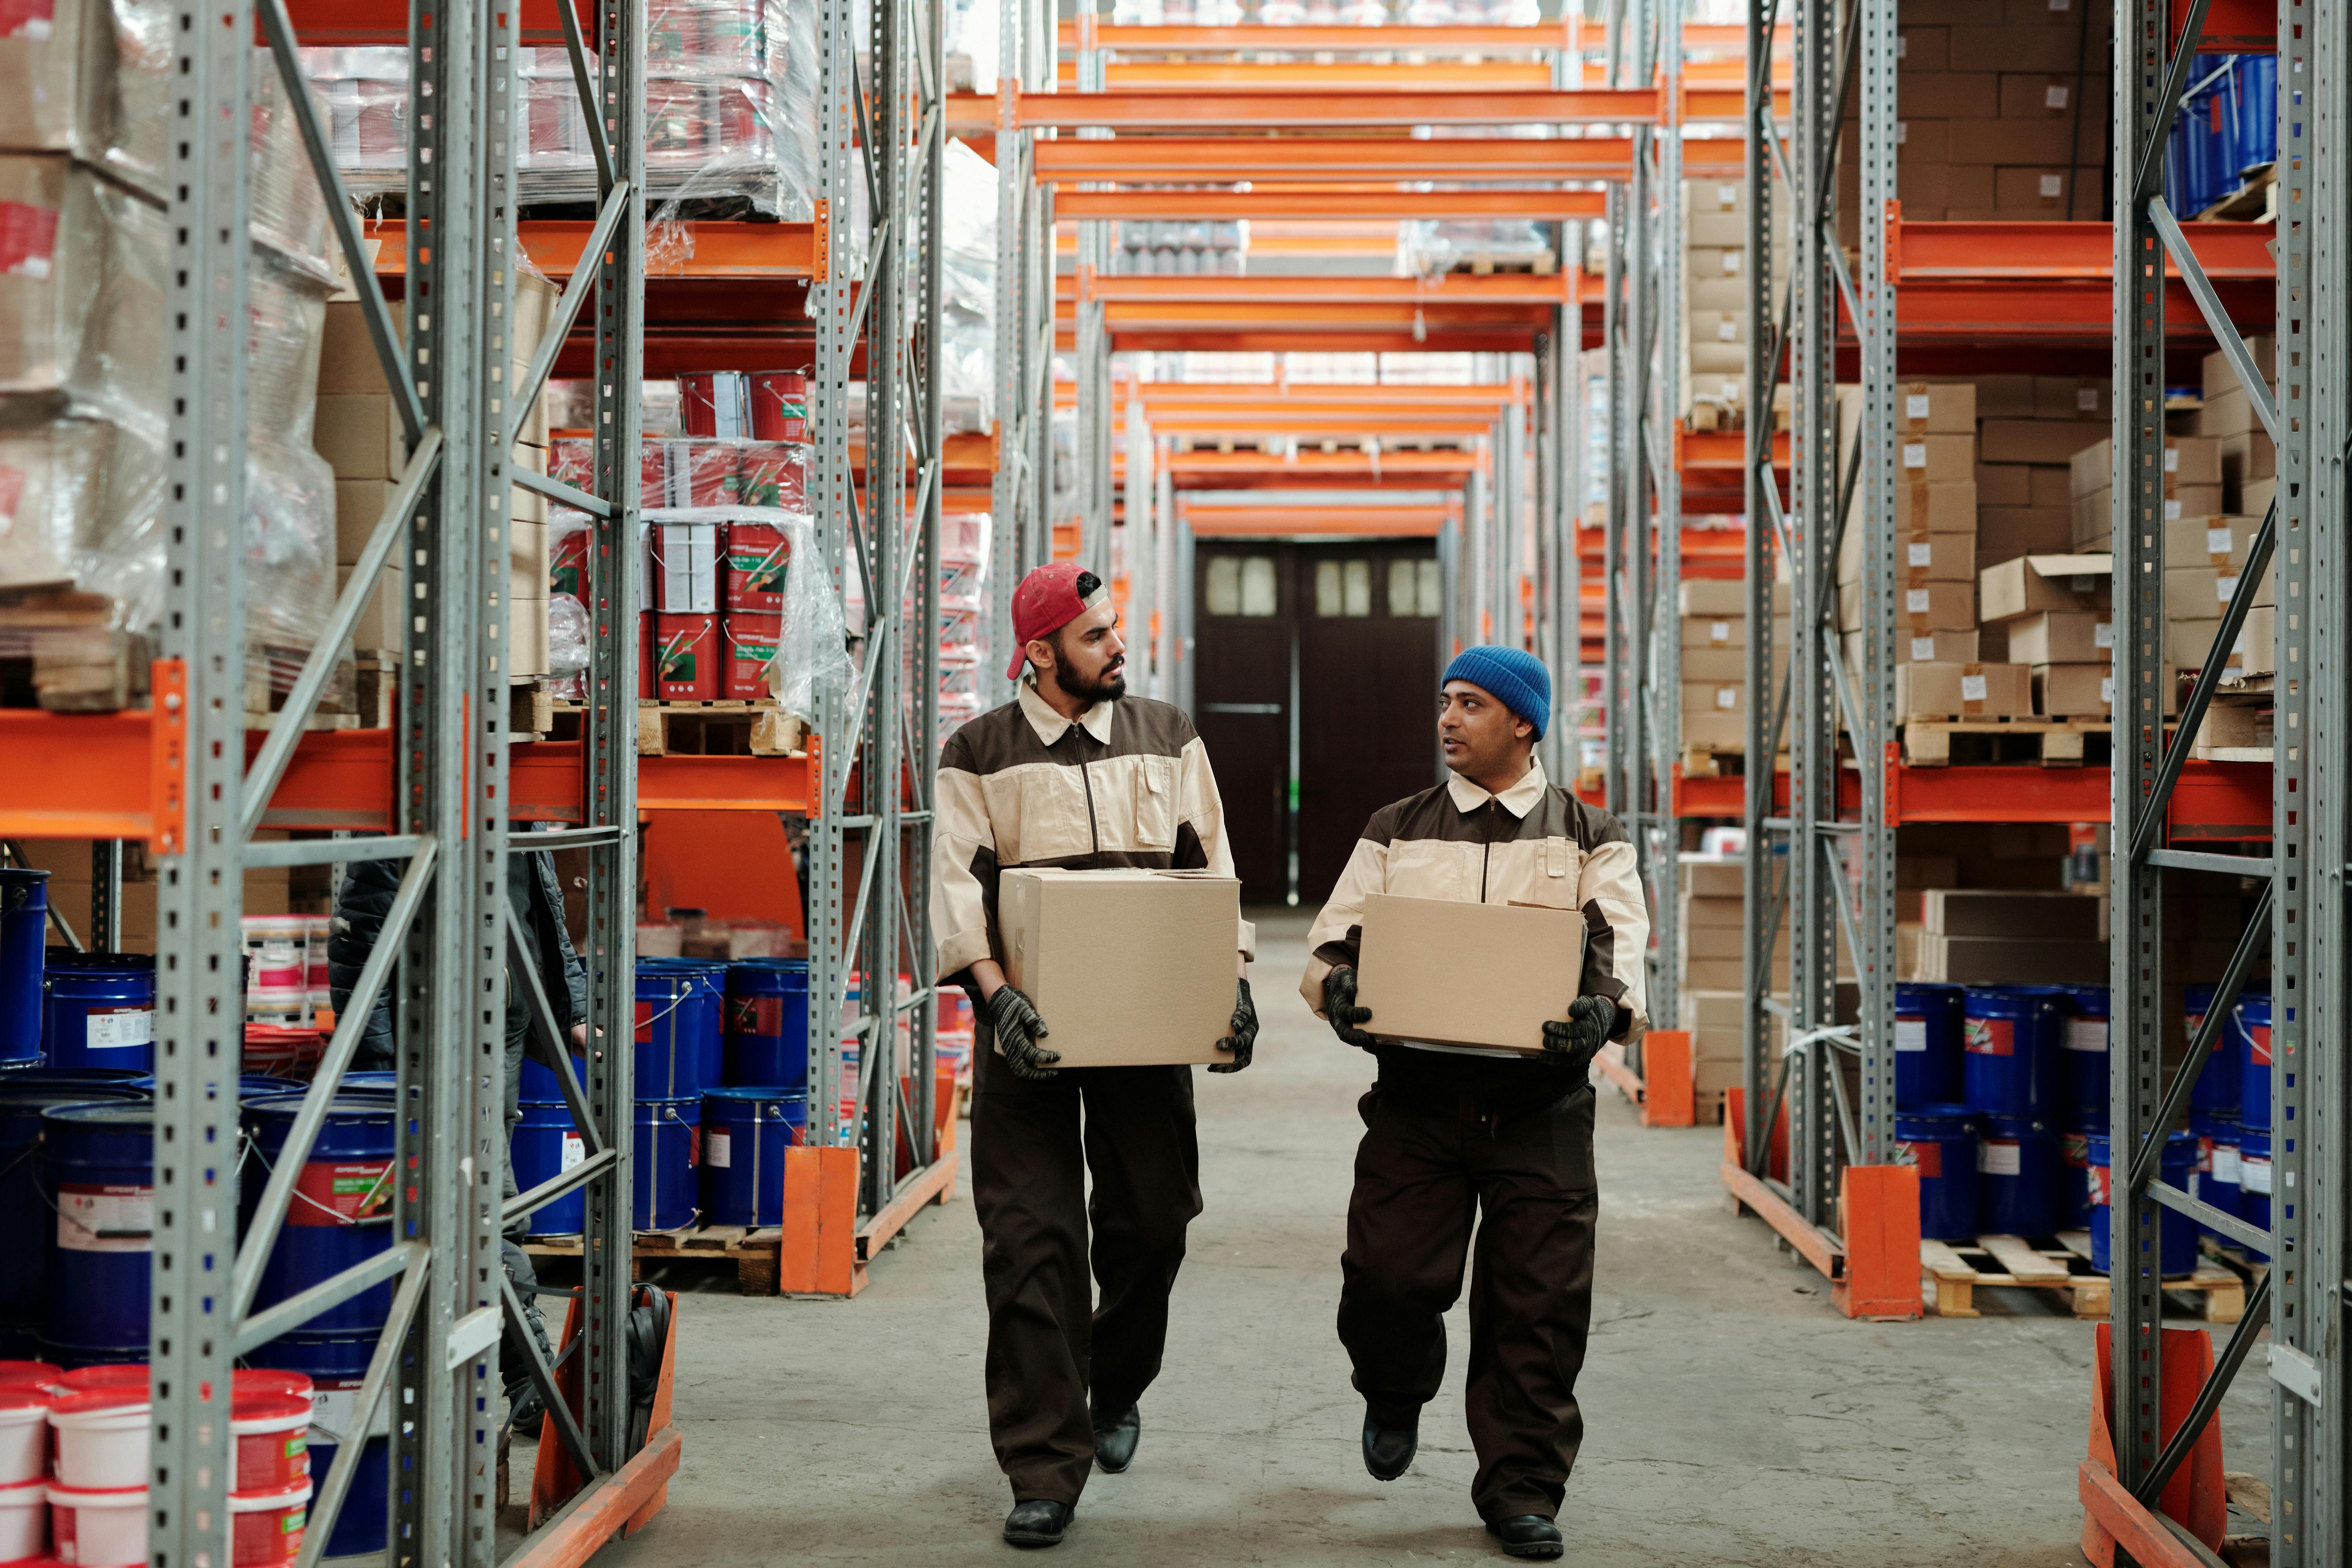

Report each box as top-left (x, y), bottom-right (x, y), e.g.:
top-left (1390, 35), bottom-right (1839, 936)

top-left (1897, 434), bottom-right (1976, 484)
top-left (2201, 335), bottom-right (2276, 403)
top-left (1897, 381), bottom-right (1976, 433)
top-left (2034, 663), bottom-right (2114, 719)
top-left (1915, 934), bottom-right (2107, 984)
top-left (1682, 682), bottom-right (1744, 717)
top-left (1922, 888), bottom-right (2103, 939)
top-left (2003, 610), bottom-right (2113, 665)
top-left (1841, 580), bottom-right (1974, 633)
top-left (2034, 376), bottom-right (2110, 421)
top-left (1894, 481), bottom-right (1978, 533)
top-left (1979, 554), bottom-right (2112, 621)
top-left (1354, 894), bottom-right (1587, 1057)
top-left (1977, 506), bottom-right (2073, 564)
top-left (998, 869), bottom-right (1241, 1067)
top-left (1680, 856), bottom-right (1746, 900)
top-left (1982, 418), bottom-right (2104, 466)
top-left (1845, 629), bottom-right (1981, 670)
top-left (1895, 661), bottom-right (2033, 719)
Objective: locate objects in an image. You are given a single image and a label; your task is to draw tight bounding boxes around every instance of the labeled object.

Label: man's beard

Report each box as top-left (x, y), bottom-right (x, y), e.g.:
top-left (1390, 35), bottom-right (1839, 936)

top-left (1063, 661), bottom-right (1126, 705)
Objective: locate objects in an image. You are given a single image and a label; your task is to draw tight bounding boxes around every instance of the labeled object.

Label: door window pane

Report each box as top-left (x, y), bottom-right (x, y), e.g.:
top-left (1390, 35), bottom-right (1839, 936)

top-left (1417, 559), bottom-right (1443, 618)
top-left (1342, 560), bottom-right (1372, 617)
top-left (1239, 556), bottom-right (1278, 616)
top-left (1387, 559), bottom-right (1419, 617)
top-left (1314, 559), bottom-right (1343, 618)
top-left (1205, 556), bottom-right (1241, 617)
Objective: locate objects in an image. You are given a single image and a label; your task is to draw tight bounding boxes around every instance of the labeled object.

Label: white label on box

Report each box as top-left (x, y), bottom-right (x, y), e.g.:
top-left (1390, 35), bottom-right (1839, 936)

top-left (1895, 1018), bottom-right (1927, 1053)
top-left (1906, 588), bottom-right (1931, 613)
top-left (1715, 687), bottom-right (1737, 710)
top-left (1911, 637), bottom-right (1936, 660)
top-left (2208, 526), bottom-right (2235, 555)
top-left (2165, 497), bottom-right (2184, 521)
top-left (1908, 542), bottom-right (1933, 567)
top-left (86, 1007), bottom-right (153, 1048)
top-left (1902, 442), bottom-right (1927, 469)
top-left (1718, 184), bottom-right (1738, 205)
top-left (2065, 1018), bottom-right (2107, 1053)
top-left (309, 1383), bottom-right (392, 1446)
top-left (704, 1129), bottom-right (732, 1169)
top-left (1895, 33), bottom-right (1906, 57)
top-left (2101, 675), bottom-right (2116, 704)
top-left (2078, 387), bottom-right (2099, 410)
top-left (1978, 1140), bottom-right (2023, 1176)
top-left (1710, 620), bottom-right (1731, 642)
top-left (1960, 673), bottom-right (1989, 702)
top-left (2211, 1145), bottom-right (2242, 1184)
top-left (2094, 619), bottom-right (2116, 648)
top-left (2243, 1155), bottom-right (2273, 1194)
top-left (1717, 321), bottom-right (1738, 341)
top-left (57, 1183), bottom-right (151, 1253)
top-left (1895, 121), bottom-right (1909, 144)
top-left (2218, 575), bottom-right (2240, 603)
top-left (560, 1132), bottom-right (585, 1172)
top-left (2165, 447), bottom-right (2181, 472)
top-left (2046, 83), bottom-right (2070, 109)
top-left (1906, 393), bottom-right (1929, 420)
top-left (1722, 250), bottom-right (1741, 273)
top-left (2040, 174), bottom-right (2064, 198)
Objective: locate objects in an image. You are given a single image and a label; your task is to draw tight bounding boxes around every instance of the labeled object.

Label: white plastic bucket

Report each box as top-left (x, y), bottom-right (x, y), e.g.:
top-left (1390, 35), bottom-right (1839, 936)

top-left (228, 1479), bottom-right (310, 1568)
top-left (47, 1483), bottom-right (147, 1568)
top-left (47, 1391), bottom-right (149, 1490)
top-left (0, 1387), bottom-right (47, 1486)
top-left (0, 1477), bottom-right (44, 1564)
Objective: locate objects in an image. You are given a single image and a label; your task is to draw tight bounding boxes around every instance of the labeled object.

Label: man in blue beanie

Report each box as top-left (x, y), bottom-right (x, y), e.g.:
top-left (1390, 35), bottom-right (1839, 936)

top-left (1298, 644), bottom-right (1648, 1561)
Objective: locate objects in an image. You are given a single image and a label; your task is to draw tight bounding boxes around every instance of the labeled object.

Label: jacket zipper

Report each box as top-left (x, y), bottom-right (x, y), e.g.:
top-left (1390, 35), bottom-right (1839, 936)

top-left (1080, 759), bottom-right (1101, 855)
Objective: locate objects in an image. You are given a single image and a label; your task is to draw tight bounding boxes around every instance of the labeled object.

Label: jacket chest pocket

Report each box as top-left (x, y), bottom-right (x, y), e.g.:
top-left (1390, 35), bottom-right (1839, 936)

top-left (985, 764), bottom-right (1096, 863)
top-left (1132, 755), bottom-right (1178, 851)
top-left (1508, 836), bottom-right (1584, 909)
top-left (1385, 840), bottom-right (1475, 901)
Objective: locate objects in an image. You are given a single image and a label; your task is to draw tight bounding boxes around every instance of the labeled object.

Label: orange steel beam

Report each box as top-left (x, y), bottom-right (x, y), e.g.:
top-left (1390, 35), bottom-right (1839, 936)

top-left (1033, 136), bottom-right (1637, 181)
top-left (1139, 382), bottom-right (1514, 407)
top-left (1890, 218), bottom-right (2276, 280)
top-left (1105, 329), bottom-right (1544, 353)
top-left (1055, 20), bottom-right (1788, 52)
top-left (1169, 449), bottom-right (1479, 475)
top-left (1151, 411), bottom-right (1504, 435)
top-left (1051, 188), bottom-right (1609, 219)
top-left (1085, 273), bottom-right (1579, 306)
top-left (1065, 299), bottom-right (1561, 329)
top-left (368, 218), bottom-right (817, 279)
top-left (1076, 60), bottom-right (1558, 89)
top-left (1013, 87), bottom-right (1660, 128)
top-left (1677, 426), bottom-right (1788, 469)
top-left (1891, 278), bottom-right (2272, 338)
top-left (1186, 506), bottom-right (1450, 536)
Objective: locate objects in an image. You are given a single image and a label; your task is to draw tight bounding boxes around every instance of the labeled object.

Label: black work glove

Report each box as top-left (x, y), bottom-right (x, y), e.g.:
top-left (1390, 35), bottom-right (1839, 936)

top-left (985, 985), bottom-right (1060, 1080)
top-left (1209, 977), bottom-right (1257, 1073)
top-left (1322, 967), bottom-right (1377, 1051)
top-left (1542, 995), bottom-right (1619, 1073)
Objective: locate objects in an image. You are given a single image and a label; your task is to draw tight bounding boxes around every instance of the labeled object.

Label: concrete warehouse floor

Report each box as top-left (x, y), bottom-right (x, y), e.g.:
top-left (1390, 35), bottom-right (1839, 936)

top-left (581, 910), bottom-right (2271, 1568)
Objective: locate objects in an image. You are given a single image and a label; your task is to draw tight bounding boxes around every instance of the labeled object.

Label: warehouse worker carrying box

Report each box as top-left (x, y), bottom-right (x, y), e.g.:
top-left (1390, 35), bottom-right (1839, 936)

top-left (1300, 644), bottom-right (1647, 1563)
top-left (932, 561), bottom-right (1257, 1551)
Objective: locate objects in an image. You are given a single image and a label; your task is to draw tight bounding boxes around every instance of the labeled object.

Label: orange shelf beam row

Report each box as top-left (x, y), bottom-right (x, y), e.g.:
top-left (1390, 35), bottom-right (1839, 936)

top-left (1185, 505), bottom-right (1452, 537)
top-left (368, 219), bottom-right (818, 281)
top-left (1672, 760), bottom-right (2271, 837)
top-left (1889, 218), bottom-right (2274, 281)
top-left (1033, 135), bottom-right (1639, 182)
top-left (1004, 87), bottom-right (1662, 129)
top-left (1053, 188), bottom-right (1608, 220)
top-left (1084, 271), bottom-right (1583, 307)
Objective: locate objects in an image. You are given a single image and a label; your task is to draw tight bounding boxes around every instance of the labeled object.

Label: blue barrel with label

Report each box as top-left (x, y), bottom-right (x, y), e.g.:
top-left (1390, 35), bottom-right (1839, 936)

top-left (2059, 1128), bottom-right (2097, 1229)
top-left (517, 1053), bottom-right (568, 1105)
top-left (40, 951), bottom-right (155, 1072)
top-left (1894, 983), bottom-right (1965, 1109)
top-left (243, 1094), bottom-right (398, 1334)
top-left (1962, 987), bottom-right (2065, 1116)
top-left (39, 1101), bottom-right (154, 1365)
top-left (2233, 53), bottom-right (2279, 170)
top-left (1976, 1113), bottom-right (2060, 1237)
top-left (2188, 1111), bottom-right (2243, 1240)
top-left (241, 1331), bottom-right (389, 1557)
top-left (510, 1102), bottom-right (588, 1236)
top-left (0, 869), bottom-right (47, 1067)
top-left (340, 1070), bottom-right (400, 1096)
top-left (0, 1082), bottom-right (143, 1357)
top-left (701, 1087), bottom-right (808, 1227)
top-left (2238, 1129), bottom-right (2272, 1259)
top-left (635, 1098), bottom-right (700, 1230)
top-left (724, 959), bottom-right (810, 1090)
top-left (635, 959), bottom-right (727, 1099)
top-left (2055, 984), bottom-right (2110, 1115)
top-left (2087, 1131), bottom-right (2200, 1275)
top-left (2233, 991), bottom-right (2273, 1130)
top-left (2182, 984), bottom-right (2241, 1114)
top-left (1895, 1107), bottom-right (1977, 1241)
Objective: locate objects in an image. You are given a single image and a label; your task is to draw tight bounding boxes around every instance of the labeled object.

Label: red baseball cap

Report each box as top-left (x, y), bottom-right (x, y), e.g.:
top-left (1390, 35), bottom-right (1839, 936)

top-left (1005, 563), bottom-right (1109, 680)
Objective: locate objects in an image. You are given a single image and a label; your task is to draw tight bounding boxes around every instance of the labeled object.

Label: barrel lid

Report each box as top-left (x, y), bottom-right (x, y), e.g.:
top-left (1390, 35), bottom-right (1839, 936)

top-left (0, 1085), bottom-right (147, 1115)
top-left (242, 1093), bottom-right (397, 1123)
top-left (38, 1101), bottom-right (152, 1132)
top-left (1979, 1113), bottom-right (2049, 1135)
top-left (40, 950), bottom-right (154, 975)
top-left (0, 866), bottom-right (50, 884)
top-left (0, 1067), bottom-right (147, 1085)
top-left (703, 1086), bottom-right (809, 1103)
top-left (1897, 1102), bottom-right (1975, 1121)
top-left (727, 957), bottom-right (808, 972)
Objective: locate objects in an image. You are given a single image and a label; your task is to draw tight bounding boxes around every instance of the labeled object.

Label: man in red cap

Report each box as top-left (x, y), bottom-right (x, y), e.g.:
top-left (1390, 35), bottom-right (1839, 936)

top-left (933, 561), bottom-right (1258, 1549)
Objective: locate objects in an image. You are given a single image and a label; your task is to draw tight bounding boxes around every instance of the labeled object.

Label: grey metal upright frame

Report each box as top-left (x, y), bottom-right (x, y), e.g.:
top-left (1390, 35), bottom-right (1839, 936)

top-left (810, 0), bottom-right (947, 1205)
top-left (153, 0), bottom-right (647, 1560)
top-left (989, 0), bottom-right (1055, 704)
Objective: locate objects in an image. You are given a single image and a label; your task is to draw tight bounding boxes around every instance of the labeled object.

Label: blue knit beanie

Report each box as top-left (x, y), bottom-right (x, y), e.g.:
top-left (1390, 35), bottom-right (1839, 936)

top-left (1443, 646), bottom-right (1552, 740)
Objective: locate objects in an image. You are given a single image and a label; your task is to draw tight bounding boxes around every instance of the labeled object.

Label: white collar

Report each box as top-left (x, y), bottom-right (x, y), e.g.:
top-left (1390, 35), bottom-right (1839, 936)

top-left (1444, 757), bottom-right (1548, 818)
top-left (1018, 674), bottom-right (1116, 746)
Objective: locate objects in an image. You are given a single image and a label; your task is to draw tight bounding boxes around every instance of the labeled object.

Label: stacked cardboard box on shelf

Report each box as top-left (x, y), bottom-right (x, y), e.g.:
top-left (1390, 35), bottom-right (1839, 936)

top-left (1677, 577), bottom-right (1788, 759)
top-left (1679, 179), bottom-right (1788, 430)
top-left (1837, 3), bottom-right (2111, 236)
top-left (1914, 887), bottom-right (2107, 984)
top-left (2194, 334), bottom-right (2279, 684)
top-left (1682, 987), bottom-right (1786, 1129)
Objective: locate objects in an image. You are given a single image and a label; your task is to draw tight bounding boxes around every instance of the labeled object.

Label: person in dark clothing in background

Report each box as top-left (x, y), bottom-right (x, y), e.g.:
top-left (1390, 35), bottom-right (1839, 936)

top-left (328, 837), bottom-right (590, 1434)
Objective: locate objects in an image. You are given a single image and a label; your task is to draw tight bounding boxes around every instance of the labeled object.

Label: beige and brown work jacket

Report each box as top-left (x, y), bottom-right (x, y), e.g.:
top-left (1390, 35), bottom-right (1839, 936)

top-left (933, 677), bottom-right (1253, 987)
top-left (1299, 759), bottom-right (1650, 1047)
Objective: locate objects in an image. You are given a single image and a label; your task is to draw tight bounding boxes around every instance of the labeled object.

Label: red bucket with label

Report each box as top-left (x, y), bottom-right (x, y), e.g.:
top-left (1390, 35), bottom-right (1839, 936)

top-left (677, 372), bottom-right (752, 439)
top-left (549, 513), bottom-right (591, 599)
top-left (637, 611), bottom-right (656, 699)
top-left (750, 372), bottom-right (810, 442)
top-left (722, 613), bottom-right (782, 701)
top-left (723, 520), bottom-right (791, 612)
top-left (733, 441), bottom-right (808, 510)
top-left (652, 439), bottom-right (740, 507)
top-left (230, 1392), bottom-right (310, 1492)
top-left (227, 1480), bottom-right (309, 1568)
top-left (653, 614), bottom-right (719, 700)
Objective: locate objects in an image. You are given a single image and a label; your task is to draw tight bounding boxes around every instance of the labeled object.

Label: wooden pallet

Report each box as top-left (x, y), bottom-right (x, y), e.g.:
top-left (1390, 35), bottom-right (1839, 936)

top-left (1921, 1230), bottom-right (2246, 1321)
top-left (2199, 162), bottom-right (2276, 223)
top-left (523, 1222), bottom-right (785, 1296)
top-left (1452, 250), bottom-right (1556, 275)
top-left (2200, 1235), bottom-right (2272, 1293)
top-left (633, 699), bottom-right (802, 757)
top-left (1900, 718), bottom-right (2110, 768)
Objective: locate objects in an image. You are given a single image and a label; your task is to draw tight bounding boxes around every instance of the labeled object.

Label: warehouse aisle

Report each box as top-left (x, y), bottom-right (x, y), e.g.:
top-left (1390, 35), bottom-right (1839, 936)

top-left (599, 912), bottom-right (2264, 1567)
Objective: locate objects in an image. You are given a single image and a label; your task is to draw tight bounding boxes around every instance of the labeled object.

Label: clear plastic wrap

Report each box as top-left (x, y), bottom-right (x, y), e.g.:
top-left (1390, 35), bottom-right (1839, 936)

top-left (547, 593), bottom-right (592, 679)
top-left (551, 434), bottom-right (810, 511)
top-left (940, 138), bottom-right (996, 436)
top-left (639, 506), bottom-right (847, 722)
top-left (1395, 218), bottom-right (1553, 279)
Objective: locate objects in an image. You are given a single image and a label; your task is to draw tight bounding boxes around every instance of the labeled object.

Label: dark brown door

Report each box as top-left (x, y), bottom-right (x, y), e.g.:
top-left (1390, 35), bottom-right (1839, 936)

top-left (1191, 541), bottom-right (1440, 906)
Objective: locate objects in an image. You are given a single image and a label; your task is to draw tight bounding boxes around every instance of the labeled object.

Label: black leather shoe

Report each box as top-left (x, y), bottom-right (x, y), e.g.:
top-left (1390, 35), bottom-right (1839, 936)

top-left (1361, 1411), bottom-right (1418, 1481)
top-left (1003, 1500), bottom-right (1071, 1548)
top-left (1485, 1515), bottom-right (1563, 1560)
top-left (1091, 1402), bottom-right (1141, 1473)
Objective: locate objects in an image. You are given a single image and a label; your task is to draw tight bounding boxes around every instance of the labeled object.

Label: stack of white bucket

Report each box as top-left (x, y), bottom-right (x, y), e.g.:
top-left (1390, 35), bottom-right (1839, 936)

top-left (240, 915), bottom-right (334, 1030)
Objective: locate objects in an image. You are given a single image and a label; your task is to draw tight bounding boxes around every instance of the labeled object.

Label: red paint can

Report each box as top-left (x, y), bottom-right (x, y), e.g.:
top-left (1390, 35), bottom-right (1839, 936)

top-left (677, 372), bottom-right (752, 439)
top-left (722, 612), bottom-right (783, 700)
top-left (637, 612), bottom-right (655, 699)
top-left (548, 512), bottom-right (591, 599)
top-left (651, 439), bottom-right (740, 507)
top-left (652, 613), bottom-right (718, 701)
top-left (723, 519), bottom-right (791, 612)
top-left (734, 441), bottom-right (808, 510)
top-left (750, 372), bottom-right (811, 442)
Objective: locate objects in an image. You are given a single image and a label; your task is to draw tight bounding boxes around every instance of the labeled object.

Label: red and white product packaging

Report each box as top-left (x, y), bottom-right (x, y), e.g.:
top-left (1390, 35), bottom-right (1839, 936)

top-left (46, 1483), bottom-right (146, 1568)
top-left (722, 517), bottom-right (791, 612)
top-left (0, 1387), bottom-right (46, 1486)
top-left (652, 439), bottom-right (740, 508)
top-left (677, 372), bottom-right (753, 439)
top-left (0, 1477), bottom-right (40, 1565)
top-left (229, 1393), bottom-right (311, 1492)
top-left (227, 1481), bottom-right (309, 1568)
top-left (652, 614), bottom-right (719, 701)
top-left (734, 441), bottom-right (808, 510)
top-left (638, 612), bottom-right (657, 700)
top-left (721, 613), bottom-right (782, 701)
top-left (651, 519), bottom-right (721, 613)
top-left (939, 552), bottom-right (985, 608)
top-left (0, 1363), bottom-right (62, 1392)
top-left (47, 1390), bottom-right (147, 1490)
top-left (749, 371), bottom-right (809, 441)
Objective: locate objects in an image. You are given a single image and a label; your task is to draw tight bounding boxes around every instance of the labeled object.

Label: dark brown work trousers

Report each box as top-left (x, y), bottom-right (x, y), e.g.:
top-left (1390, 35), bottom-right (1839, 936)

top-left (1336, 1077), bottom-right (1599, 1523)
top-left (969, 1025), bottom-right (1204, 1506)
